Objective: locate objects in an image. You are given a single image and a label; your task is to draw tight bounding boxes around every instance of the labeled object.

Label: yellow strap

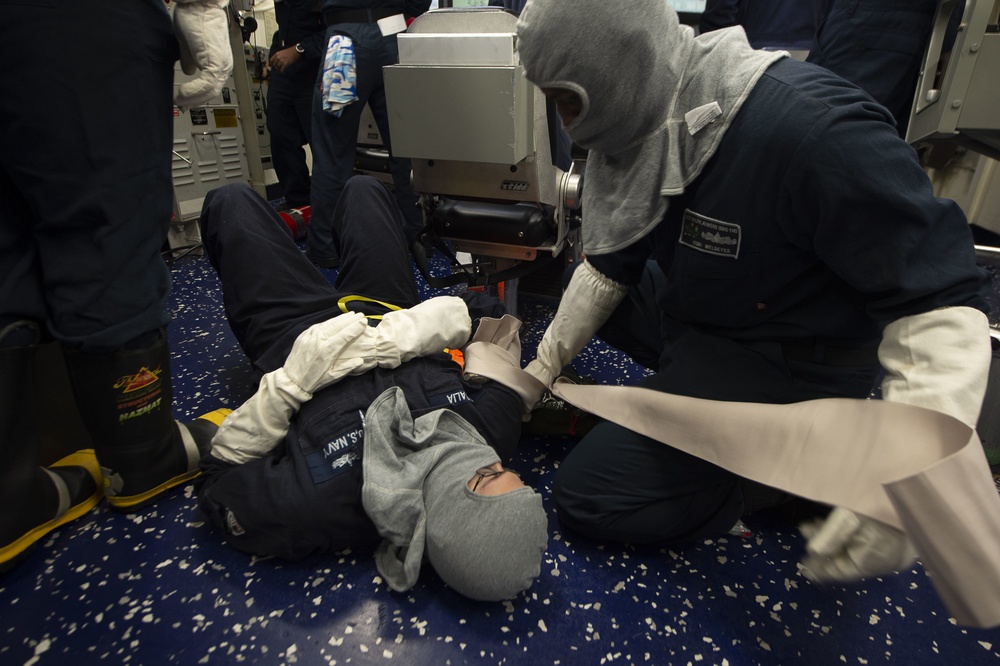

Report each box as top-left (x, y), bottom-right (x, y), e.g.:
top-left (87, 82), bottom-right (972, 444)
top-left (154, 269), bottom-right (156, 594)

top-left (337, 295), bottom-right (403, 321)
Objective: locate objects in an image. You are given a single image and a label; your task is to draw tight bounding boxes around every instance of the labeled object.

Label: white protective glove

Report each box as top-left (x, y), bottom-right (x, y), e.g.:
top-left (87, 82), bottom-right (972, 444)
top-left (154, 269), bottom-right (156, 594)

top-left (210, 313), bottom-right (370, 464)
top-left (372, 295), bottom-right (472, 367)
top-left (799, 306), bottom-right (991, 583)
top-left (525, 259), bottom-right (628, 390)
top-left (799, 506), bottom-right (916, 582)
top-left (173, 0), bottom-right (234, 112)
top-left (210, 298), bottom-right (472, 465)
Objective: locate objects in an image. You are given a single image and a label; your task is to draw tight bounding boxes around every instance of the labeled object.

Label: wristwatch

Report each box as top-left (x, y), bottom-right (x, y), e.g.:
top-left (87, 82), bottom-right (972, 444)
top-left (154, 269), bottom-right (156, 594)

top-left (294, 43), bottom-right (305, 54)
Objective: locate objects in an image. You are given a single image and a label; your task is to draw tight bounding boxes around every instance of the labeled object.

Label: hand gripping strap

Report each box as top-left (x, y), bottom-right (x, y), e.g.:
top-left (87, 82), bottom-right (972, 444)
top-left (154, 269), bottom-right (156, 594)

top-left (463, 315), bottom-right (547, 413)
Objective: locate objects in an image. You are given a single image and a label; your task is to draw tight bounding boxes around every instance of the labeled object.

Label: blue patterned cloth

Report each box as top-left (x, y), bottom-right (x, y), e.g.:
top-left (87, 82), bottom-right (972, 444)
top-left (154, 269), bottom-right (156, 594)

top-left (321, 34), bottom-right (357, 116)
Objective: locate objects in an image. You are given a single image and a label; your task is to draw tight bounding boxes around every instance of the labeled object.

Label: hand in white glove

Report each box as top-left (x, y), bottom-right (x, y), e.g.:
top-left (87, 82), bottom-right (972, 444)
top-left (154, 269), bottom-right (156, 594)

top-left (210, 313), bottom-right (369, 464)
top-left (526, 260), bottom-right (627, 390)
top-left (374, 296), bottom-right (471, 367)
top-left (799, 507), bottom-right (916, 583)
top-left (210, 300), bottom-right (470, 465)
top-left (173, 0), bottom-right (234, 111)
top-left (281, 295), bottom-right (470, 384)
top-left (209, 369), bottom-right (309, 464)
top-left (283, 312), bottom-right (371, 394)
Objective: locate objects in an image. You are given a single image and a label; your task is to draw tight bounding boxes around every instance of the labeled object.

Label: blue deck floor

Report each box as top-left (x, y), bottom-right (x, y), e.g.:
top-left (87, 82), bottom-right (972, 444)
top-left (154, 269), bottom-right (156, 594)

top-left (2, 247), bottom-right (1000, 665)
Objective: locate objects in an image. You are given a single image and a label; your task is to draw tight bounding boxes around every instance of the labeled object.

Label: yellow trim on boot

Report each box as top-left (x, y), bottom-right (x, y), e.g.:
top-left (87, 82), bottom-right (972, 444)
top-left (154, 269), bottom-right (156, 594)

top-left (0, 449), bottom-right (103, 570)
top-left (105, 409), bottom-right (232, 512)
top-left (198, 408), bottom-right (232, 426)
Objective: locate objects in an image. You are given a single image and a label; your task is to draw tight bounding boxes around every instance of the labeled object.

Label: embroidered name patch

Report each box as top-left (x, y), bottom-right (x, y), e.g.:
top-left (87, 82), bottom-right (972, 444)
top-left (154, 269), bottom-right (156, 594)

top-left (306, 424), bottom-right (363, 485)
top-left (679, 210), bottom-right (741, 259)
top-left (429, 389), bottom-right (472, 409)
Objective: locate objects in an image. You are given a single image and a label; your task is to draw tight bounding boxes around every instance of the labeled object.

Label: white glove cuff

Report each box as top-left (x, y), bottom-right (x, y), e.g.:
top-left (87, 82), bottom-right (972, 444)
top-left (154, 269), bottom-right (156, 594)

top-left (532, 260), bottom-right (628, 387)
top-left (878, 306), bottom-right (990, 427)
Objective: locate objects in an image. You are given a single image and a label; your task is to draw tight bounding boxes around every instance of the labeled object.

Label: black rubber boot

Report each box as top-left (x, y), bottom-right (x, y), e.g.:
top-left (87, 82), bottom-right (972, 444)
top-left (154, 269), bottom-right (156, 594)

top-left (0, 321), bottom-right (102, 573)
top-left (62, 330), bottom-right (229, 512)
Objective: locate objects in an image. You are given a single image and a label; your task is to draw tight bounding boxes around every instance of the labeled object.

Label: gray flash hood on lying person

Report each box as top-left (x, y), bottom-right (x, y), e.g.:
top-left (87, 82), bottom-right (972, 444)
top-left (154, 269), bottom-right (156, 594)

top-left (361, 387), bottom-right (548, 601)
top-left (515, 0), bottom-right (785, 255)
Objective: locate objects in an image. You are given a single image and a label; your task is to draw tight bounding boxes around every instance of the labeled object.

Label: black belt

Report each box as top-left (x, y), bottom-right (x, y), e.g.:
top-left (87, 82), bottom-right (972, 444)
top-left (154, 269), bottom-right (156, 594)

top-left (324, 8), bottom-right (399, 26)
top-left (781, 340), bottom-right (879, 368)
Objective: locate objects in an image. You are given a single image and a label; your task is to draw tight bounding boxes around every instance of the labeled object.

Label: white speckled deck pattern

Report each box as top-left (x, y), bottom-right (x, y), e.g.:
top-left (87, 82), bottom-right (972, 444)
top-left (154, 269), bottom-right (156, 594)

top-left (2, 248), bottom-right (999, 666)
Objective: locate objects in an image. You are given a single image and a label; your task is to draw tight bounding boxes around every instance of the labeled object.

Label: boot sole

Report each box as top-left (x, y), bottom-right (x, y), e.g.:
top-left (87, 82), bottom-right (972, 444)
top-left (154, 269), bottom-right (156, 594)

top-left (105, 409), bottom-right (232, 512)
top-left (106, 469), bottom-right (202, 512)
top-left (0, 449), bottom-right (103, 572)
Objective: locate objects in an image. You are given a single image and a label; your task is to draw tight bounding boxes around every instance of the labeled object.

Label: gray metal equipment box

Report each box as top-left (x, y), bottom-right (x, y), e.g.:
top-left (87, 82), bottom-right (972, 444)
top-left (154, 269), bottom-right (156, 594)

top-left (384, 64), bottom-right (533, 165)
top-left (907, 0), bottom-right (1000, 158)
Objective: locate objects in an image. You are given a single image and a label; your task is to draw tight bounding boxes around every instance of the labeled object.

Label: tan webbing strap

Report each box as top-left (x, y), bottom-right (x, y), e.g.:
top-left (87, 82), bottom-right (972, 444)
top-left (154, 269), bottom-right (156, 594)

top-left (551, 381), bottom-right (1000, 628)
top-left (464, 315), bottom-right (547, 412)
top-left (462, 316), bottom-right (1000, 627)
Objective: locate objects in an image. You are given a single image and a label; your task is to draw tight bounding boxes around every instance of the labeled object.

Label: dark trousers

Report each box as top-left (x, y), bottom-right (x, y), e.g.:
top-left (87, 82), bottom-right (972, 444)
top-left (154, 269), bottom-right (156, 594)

top-left (0, 0), bottom-right (176, 350)
top-left (200, 176), bottom-right (418, 373)
top-left (266, 69), bottom-right (317, 208)
top-left (553, 261), bottom-right (880, 545)
top-left (308, 23), bottom-right (422, 262)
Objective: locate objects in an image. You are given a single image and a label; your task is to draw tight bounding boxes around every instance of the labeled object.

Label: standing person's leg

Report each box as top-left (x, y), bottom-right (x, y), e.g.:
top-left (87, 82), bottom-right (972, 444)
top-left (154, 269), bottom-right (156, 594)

top-left (0, 8), bottom-right (103, 566)
top-left (267, 72), bottom-right (312, 208)
top-left (366, 29), bottom-right (422, 243)
top-left (307, 26), bottom-right (380, 268)
top-left (0, 321), bottom-right (101, 570)
top-left (8, 0), bottom-right (177, 352)
top-left (2, 0), bottom-right (223, 513)
top-left (296, 67), bottom-right (317, 146)
top-left (290, 67), bottom-right (319, 208)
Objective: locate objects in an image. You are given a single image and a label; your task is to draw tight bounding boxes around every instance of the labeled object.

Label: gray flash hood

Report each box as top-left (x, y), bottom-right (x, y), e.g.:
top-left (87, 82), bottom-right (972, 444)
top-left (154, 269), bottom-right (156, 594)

top-left (516, 0), bottom-right (785, 254)
top-left (362, 387), bottom-right (548, 601)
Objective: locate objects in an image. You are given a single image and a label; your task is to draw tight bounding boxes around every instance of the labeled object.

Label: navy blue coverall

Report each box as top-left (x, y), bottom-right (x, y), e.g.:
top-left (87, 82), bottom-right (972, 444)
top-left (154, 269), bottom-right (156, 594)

top-left (195, 176), bottom-right (523, 560)
top-left (552, 58), bottom-right (990, 546)
top-left (700, 0), bottom-right (833, 50)
top-left (807, 0), bottom-right (939, 138)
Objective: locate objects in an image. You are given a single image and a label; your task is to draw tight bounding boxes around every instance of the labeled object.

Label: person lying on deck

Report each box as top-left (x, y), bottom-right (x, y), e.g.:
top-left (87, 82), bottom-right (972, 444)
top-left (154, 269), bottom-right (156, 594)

top-left (194, 176), bottom-right (547, 601)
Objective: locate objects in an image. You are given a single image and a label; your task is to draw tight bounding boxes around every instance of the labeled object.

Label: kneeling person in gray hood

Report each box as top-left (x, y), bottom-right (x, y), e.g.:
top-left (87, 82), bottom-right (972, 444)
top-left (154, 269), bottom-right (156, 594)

top-left (193, 176), bottom-right (547, 601)
top-left (515, 0), bottom-right (991, 587)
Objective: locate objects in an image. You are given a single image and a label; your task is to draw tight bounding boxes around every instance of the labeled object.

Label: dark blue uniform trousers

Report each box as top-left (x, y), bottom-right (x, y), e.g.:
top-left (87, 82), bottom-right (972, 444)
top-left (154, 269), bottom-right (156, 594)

top-left (553, 262), bottom-right (880, 546)
top-left (307, 23), bottom-right (422, 264)
top-left (267, 68), bottom-right (318, 209)
top-left (0, 0), bottom-right (177, 350)
top-left (200, 176), bottom-right (419, 374)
